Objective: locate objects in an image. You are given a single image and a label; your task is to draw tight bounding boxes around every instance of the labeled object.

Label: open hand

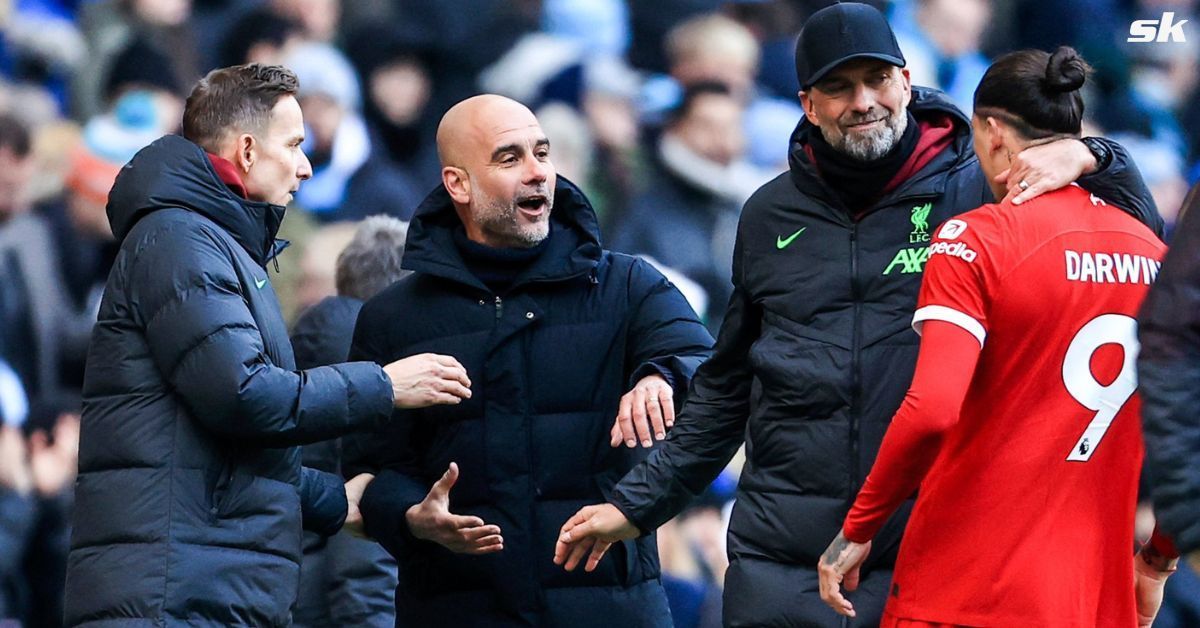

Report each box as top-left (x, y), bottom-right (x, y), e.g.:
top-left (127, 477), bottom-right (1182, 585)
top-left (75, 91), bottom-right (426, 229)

top-left (553, 503), bottom-right (639, 572)
top-left (405, 463), bottom-right (503, 554)
top-left (818, 530), bottom-right (872, 618)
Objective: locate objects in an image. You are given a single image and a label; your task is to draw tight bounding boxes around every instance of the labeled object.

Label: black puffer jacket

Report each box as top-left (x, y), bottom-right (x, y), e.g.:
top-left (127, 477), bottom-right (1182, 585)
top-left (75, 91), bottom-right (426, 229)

top-left (64, 135), bottom-right (394, 627)
top-left (1140, 183), bottom-right (1200, 554)
top-left (611, 88), bottom-right (1161, 626)
top-left (344, 176), bottom-right (714, 627)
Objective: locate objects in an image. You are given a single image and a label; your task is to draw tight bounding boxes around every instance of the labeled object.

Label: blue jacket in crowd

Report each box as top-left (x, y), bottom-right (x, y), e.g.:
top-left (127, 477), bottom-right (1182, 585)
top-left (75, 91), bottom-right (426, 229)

top-left (344, 176), bottom-right (714, 627)
top-left (64, 135), bottom-right (395, 627)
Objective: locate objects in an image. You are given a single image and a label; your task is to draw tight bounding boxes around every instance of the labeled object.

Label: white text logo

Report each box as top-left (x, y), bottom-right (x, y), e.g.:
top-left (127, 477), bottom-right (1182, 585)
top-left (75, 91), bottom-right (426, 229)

top-left (1128, 12), bottom-right (1188, 43)
top-left (929, 240), bottom-right (977, 263)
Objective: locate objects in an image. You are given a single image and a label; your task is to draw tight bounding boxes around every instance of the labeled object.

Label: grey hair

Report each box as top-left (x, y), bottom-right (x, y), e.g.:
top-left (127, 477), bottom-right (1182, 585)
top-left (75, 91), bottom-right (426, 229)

top-left (335, 215), bottom-right (411, 301)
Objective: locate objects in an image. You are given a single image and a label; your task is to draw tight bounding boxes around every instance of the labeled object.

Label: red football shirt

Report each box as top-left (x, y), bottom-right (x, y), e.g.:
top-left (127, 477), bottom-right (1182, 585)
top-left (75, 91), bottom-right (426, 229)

top-left (844, 185), bottom-right (1165, 627)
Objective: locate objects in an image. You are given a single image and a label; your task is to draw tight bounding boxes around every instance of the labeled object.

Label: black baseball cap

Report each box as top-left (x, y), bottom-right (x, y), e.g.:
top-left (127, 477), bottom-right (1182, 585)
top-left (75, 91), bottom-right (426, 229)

top-left (795, 3), bottom-right (906, 90)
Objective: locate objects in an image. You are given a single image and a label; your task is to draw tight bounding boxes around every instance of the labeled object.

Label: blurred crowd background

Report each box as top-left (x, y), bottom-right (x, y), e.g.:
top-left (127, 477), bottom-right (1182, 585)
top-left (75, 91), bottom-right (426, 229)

top-left (0, 0), bottom-right (1198, 626)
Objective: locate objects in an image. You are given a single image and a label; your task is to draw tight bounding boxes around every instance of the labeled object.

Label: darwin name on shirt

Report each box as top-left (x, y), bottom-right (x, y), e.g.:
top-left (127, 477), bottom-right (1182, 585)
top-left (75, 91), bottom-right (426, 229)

top-left (1064, 250), bottom-right (1160, 285)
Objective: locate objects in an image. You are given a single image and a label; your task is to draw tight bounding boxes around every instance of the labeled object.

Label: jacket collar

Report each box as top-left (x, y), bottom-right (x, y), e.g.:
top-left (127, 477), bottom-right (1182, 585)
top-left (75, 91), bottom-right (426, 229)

top-left (401, 175), bottom-right (603, 292)
top-left (107, 135), bottom-right (288, 266)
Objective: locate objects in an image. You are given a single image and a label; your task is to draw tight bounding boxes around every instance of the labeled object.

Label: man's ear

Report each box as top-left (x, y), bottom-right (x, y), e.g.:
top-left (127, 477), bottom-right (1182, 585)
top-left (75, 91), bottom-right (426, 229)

top-left (236, 133), bottom-right (256, 173)
top-left (442, 166), bottom-right (470, 205)
top-left (985, 117), bottom-right (1006, 155)
top-left (799, 90), bottom-right (818, 126)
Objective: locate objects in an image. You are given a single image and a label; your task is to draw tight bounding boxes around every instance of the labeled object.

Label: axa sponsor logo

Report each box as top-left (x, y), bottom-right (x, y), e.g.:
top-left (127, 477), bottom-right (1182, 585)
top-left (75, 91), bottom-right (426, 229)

top-left (882, 246), bottom-right (930, 275)
top-left (1129, 12), bottom-right (1189, 43)
top-left (929, 240), bottom-right (977, 262)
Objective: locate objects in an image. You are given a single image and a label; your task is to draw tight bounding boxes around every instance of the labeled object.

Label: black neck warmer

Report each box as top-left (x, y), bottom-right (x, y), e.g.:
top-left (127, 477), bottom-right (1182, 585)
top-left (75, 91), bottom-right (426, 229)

top-left (808, 111), bottom-right (919, 214)
top-left (452, 223), bottom-right (552, 293)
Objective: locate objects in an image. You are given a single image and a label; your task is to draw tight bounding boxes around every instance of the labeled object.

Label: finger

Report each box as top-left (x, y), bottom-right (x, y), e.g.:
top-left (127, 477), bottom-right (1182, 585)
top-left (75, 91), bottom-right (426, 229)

top-left (429, 355), bottom-right (471, 388)
top-left (432, 353), bottom-right (465, 369)
top-left (433, 379), bottom-right (473, 400)
top-left (553, 539), bottom-right (572, 565)
top-left (584, 540), bottom-right (613, 572)
top-left (560, 518), bottom-right (594, 545)
top-left (631, 388), bottom-right (652, 447)
top-left (441, 363), bottom-right (472, 388)
top-left (1012, 180), bottom-right (1045, 206)
top-left (564, 537), bottom-right (596, 571)
top-left (460, 525), bottom-right (503, 541)
top-left (993, 167), bottom-right (1010, 185)
top-left (610, 421), bottom-right (622, 447)
top-left (844, 565), bottom-right (861, 592)
top-left (432, 463), bottom-right (460, 497)
top-left (28, 430), bottom-right (49, 455)
top-left (646, 391), bottom-right (665, 441)
top-left (428, 392), bottom-right (467, 406)
top-left (470, 540), bottom-right (505, 555)
top-left (446, 513), bottom-right (486, 529)
top-left (616, 394), bottom-right (636, 448)
top-left (470, 533), bottom-right (503, 547)
top-left (660, 388), bottom-right (675, 429)
top-left (819, 570), bottom-right (855, 617)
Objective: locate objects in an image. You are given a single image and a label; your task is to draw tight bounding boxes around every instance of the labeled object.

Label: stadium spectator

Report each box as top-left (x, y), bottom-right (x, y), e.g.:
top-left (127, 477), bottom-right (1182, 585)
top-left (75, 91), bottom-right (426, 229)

top-left (343, 94), bottom-right (713, 627)
top-left (0, 114), bottom-right (91, 410)
top-left (640, 12), bottom-right (805, 170)
top-left (891, 0), bottom-right (991, 114)
top-left (293, 221), bottom-right (358, 313)
top-left (62, 64), bottom-right (471, 626)
top-left (553, 4), bottom-right (1162, 626)
top-left (0, 408), bottom-right (35, 623)
top-left (612, 82), bottom-right (769, 332)
top-left (217, 7), bottom-right (302, 68)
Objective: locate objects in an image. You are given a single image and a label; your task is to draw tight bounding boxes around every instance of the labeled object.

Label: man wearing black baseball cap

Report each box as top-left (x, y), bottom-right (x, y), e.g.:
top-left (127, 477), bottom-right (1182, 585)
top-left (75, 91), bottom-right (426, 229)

top-left (794, 1), bottom-right (906, 90)
top-left (553, 3), bottom-right (1163, 626)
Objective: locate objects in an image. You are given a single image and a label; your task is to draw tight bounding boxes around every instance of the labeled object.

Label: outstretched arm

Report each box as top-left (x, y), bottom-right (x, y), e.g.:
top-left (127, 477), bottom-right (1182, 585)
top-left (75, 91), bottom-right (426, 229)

top-left (819, 321), bottom-right (982, 617)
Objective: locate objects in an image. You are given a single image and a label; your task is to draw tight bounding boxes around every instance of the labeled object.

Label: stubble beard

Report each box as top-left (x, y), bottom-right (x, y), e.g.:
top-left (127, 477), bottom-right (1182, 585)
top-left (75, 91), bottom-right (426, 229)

top-left (822, 106), bottom-right (909, 162)
top-left (472, 189), bottom-right (552, 249)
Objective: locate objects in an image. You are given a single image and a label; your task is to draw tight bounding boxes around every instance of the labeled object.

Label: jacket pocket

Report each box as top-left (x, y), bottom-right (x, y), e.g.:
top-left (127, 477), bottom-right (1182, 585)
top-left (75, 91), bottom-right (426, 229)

top-left (614, 538), bottom-right (634, 586)
top-left (207, 456), bottom-right (236, 522)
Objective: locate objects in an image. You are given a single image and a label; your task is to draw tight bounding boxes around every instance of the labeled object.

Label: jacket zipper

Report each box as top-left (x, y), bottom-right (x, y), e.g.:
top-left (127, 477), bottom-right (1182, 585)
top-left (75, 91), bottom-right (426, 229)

top-left (494, 295), bottom-right (504, 319)
top-left (849, 224), bottom-right (863, 498)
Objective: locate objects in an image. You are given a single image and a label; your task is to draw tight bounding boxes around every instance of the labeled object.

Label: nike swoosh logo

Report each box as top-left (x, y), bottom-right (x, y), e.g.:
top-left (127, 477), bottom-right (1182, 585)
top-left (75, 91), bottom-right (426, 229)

top-left (255, 277), bottom-right (267, 289)
top-left (776, 227), bottom-right (807, 249)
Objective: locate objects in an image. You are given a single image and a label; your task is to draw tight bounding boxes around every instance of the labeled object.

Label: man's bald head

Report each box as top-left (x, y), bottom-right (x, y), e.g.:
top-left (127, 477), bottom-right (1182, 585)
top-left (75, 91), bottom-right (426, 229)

top-left (436, 94), bottom-right (540, 168)
top-left (436, 94), bottom-right (556, 249)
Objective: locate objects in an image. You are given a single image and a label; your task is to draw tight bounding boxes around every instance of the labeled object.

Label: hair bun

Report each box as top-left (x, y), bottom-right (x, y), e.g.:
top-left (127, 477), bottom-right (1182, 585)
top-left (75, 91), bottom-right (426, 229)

top-left (1042, 46), bottom-right (1089, 94)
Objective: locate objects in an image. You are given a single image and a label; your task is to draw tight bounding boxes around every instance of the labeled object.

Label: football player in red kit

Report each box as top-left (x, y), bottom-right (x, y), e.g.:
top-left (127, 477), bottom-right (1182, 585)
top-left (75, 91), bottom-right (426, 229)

top-left (818, 47), bottom-right (1178, 628)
